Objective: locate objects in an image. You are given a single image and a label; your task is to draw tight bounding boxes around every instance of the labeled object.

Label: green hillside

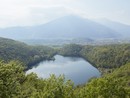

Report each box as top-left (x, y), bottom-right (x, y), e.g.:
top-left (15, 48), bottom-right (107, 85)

top-left (0, 37), bottom-right (55, 67)
top-left (74, 63), bottom-right (130, 98)
top-left (0, 61), bottom-right (129, 98)
top-left (59, 44), bottom-right (130, 68)
top-left (0, 38), bottom-right (130, 98)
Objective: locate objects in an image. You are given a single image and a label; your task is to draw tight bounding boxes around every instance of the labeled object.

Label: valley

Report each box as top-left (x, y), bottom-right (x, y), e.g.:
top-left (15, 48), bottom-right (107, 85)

top-left (0, 37), bottom-right (130, 98)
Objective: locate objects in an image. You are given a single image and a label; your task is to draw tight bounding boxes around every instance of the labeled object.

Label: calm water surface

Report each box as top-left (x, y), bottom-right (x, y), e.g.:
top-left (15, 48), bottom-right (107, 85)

top-left (27, 55), bottom-right (100, 85)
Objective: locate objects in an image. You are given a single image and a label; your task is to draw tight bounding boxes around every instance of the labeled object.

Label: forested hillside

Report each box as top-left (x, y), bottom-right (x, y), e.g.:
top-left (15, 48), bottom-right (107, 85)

top-left (74, 63), bottom-right (130, 98)
top-left (0, 38), bottom-right (130, 97)
top-left (0, 37), bottom-right (56, 67)
top-left (59, 44), bottom-right (130, 68)
top-left (0, 61), bottom-right (129, 98)
top-left (1, 37), bottom-right (129, 69)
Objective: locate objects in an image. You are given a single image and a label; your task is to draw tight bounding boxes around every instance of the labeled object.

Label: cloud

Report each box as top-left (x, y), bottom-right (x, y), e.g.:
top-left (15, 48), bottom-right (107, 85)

top-left (28, 6), bottom-right (71, 24)
top-left (0, 0), bottom-right (80, 27)
top-left (0, 0), bottom-right (130, 27)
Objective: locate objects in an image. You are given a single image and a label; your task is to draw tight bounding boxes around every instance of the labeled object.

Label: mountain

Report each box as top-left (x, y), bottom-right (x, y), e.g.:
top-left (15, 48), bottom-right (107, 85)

top-left (31, 15), bottom-right (119, 39)
top-left (0, 15), bottom-right (119, 40)
top-left (96, 19), bottom-right (130, 38)
top-left (0, 27), bottom-right (31, 39)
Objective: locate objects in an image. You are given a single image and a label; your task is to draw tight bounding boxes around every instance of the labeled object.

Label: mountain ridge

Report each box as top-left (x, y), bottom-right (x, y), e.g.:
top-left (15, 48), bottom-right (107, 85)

top-left (0, 15), bottom-right (129, 39)
top-left (96, 18), bottom-right (130, 38)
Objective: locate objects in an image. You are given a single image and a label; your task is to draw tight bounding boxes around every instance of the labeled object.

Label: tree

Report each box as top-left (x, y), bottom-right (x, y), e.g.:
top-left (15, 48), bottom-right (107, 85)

top-left (0, 61), bottom-right (25, 98)
top-left (78, 76), bottom-right (129, 98)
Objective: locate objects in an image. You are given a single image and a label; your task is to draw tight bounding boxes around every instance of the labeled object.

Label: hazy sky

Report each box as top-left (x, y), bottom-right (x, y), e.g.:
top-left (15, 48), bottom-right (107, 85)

top-left (0, 0), bottom-right (130, 28)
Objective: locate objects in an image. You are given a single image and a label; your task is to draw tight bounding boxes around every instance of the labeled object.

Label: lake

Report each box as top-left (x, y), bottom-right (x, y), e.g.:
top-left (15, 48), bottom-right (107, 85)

top-left (26, 55), bottom-right (101, 85)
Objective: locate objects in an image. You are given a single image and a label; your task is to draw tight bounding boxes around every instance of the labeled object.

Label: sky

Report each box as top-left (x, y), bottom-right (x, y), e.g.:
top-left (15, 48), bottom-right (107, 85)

top-left (0, 0), bottom-right (130, 28)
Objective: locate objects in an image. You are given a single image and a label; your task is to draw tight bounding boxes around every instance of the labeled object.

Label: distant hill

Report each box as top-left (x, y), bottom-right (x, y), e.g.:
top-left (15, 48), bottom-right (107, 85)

top-left (0, 15), bottom-right (120, 39)
top-left (96, 19), bottom-right (130, 38)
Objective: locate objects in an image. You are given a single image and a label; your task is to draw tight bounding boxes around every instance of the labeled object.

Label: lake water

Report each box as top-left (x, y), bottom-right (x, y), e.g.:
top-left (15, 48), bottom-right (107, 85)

top-left (26, 55), bottom-right (101, 85)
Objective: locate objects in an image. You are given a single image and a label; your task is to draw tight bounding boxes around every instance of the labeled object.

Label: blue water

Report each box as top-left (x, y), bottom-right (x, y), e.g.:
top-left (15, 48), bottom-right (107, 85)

top-left (26, 55), bottom-right (100, 85)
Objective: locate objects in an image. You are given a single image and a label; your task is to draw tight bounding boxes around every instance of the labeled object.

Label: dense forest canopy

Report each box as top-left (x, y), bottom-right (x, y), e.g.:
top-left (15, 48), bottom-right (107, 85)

top-left (0, 37), bottom-right (130, 98)
top-left (1, 37), bottom-right (129, 69)
top-left (0, 61), bottom-right (129, 98)
top-left (0, 37), bottom-right (56, 68)
top-left (59, 44), bottom-right (130, 68)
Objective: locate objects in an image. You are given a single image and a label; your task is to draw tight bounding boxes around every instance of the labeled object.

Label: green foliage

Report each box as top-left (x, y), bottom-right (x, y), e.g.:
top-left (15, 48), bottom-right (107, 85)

top-left (0, 61), bottom-right (74, 98)
top-left (33, 45), bottom-right (56, 59)
top-left (108, 63), bottom-right (130, 88)
top-left (80, 44), bottom-right (130, 68)
top-left (77, 77), bottom-right (129, 98)
top-left (0, 61), bottom-right (25, 98)
top-left (74, 63), bottom-right (130, 98)
top-left (0, 37), bottom-right (56, 67)
top-left (0, 61), bottom-right (130, 98)
top-left (59, 44), bottom-right (130, 68)
top-left (0, 38), bottom-right (130, 98)
top-left (33, 75), bottom-right (74, 98)
top-left (59, 44), bottom-right (82, 56)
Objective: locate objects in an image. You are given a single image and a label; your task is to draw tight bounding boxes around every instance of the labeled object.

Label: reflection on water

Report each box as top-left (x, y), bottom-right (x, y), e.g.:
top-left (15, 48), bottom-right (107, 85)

top-left (26, 55), bottom-right (101, 85)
